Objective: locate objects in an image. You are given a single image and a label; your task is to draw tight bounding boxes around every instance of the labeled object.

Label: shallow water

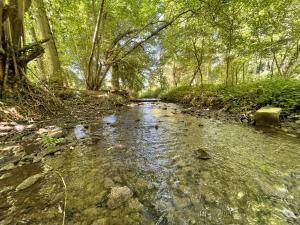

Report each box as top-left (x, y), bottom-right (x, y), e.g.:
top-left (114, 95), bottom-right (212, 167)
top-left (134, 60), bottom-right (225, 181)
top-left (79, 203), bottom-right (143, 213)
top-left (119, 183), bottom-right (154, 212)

top-left (1, 102), bottom-right (300, 225)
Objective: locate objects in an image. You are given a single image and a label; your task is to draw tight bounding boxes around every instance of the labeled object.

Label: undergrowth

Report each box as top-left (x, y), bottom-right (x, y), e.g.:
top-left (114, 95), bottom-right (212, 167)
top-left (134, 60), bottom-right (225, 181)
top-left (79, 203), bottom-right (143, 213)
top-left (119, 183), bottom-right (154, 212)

top-left (139, 88), bottom-right (163, 99)
top-left (161, 77), bottom-right (300, 118)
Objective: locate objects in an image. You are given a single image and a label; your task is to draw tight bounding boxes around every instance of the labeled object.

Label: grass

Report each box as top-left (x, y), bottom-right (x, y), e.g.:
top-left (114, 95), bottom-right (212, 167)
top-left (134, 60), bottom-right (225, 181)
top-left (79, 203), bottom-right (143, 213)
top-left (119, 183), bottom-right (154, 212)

top-left (160, 77), bottom-right (300, 118)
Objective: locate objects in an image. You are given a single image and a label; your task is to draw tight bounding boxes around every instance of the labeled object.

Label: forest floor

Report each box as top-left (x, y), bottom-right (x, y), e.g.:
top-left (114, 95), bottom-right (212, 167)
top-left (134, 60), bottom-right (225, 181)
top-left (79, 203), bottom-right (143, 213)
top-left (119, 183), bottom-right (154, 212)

top-left (0, 88), bottom-right (128, 142)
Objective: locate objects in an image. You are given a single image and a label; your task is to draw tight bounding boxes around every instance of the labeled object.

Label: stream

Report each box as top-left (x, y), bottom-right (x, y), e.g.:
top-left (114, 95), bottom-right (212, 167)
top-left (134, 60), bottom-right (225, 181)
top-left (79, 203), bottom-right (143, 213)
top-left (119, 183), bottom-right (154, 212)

top-left (0, 102), bottom-right (300, 225)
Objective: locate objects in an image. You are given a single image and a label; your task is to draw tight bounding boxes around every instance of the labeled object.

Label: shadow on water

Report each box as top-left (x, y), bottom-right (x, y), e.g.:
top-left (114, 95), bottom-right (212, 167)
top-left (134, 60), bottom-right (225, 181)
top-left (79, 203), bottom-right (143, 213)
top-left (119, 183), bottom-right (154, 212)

top-left (1, 102), bottom-right (300, 225)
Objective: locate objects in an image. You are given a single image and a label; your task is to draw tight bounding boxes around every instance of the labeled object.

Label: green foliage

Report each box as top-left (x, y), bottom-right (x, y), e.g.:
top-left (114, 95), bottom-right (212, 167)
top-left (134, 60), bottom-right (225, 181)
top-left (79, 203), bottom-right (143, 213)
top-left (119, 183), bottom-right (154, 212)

top-left (139, 88), bottom-right (163, 98)
top-left (41, 135), bottom-right (65, 147)
top-left (162, 78), bottom-right (300, 116)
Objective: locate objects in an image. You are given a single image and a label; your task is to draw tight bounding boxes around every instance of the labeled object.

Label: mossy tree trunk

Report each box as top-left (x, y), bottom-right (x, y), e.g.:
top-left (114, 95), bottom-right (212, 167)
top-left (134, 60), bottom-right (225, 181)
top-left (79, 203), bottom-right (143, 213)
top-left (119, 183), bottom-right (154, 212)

top-left (0, 0), bottom-right (45, 97)
top-left (32, 0), bottom-right (63, 87)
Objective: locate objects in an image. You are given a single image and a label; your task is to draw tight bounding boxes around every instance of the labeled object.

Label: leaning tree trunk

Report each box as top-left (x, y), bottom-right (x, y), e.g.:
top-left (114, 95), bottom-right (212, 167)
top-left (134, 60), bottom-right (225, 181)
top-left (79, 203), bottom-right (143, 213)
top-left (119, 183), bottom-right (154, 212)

top-left (32, 0), bottom-right (63, 87)
top-left (0, 0), bottom-right (46, 97)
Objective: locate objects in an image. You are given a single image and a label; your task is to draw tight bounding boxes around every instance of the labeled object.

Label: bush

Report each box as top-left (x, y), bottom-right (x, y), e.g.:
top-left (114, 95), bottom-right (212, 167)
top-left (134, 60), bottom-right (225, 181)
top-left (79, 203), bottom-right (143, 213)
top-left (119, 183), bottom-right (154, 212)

top-left (161, 77), bottom-right (300, 116)
top-left (139, 88), bottom-right (164, 98)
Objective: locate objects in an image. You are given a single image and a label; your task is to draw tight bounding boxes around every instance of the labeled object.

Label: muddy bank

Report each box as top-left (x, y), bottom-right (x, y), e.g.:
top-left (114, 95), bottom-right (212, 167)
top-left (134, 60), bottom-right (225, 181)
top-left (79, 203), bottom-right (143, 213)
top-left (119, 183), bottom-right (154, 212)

top-left (1, 102), bottom-right (299, 225)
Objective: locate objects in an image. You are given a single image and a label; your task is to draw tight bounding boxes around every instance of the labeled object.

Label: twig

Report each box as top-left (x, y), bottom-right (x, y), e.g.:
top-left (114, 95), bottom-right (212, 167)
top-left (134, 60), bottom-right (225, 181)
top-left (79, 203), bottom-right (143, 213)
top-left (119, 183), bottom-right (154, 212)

top-left (54, 171), bottom-right (67, 225)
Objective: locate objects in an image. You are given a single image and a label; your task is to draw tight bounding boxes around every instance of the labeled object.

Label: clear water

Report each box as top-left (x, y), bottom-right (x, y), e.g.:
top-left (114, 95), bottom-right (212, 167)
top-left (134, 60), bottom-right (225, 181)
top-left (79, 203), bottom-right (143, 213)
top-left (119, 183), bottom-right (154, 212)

top-left (1, 102), bottom-right (300, 225)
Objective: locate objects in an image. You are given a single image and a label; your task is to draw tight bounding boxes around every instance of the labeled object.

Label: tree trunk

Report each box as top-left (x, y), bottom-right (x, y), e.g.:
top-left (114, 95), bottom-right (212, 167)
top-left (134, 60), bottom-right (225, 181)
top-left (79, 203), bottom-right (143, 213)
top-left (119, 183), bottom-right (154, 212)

top-left (189, 67), bottom-right (199, 86)
top-left (32, 0), bottom-right (63, 87)
top-left (86, 0), bottom-right (106, 90)
top-left (112, 64), bottom-right (120, 90)
top-left (235, 67), bottom-right (238, 84)
top-left (172, 62), bottom-right (177, 87)
top-left (192, 39), bottom-right (204, 87)
top-left (29, 26), bottom-right (47, 81)
top-left (0, 1), bottom-right (4, 97)
top-left (225, 50), bottom-right (231, 85)
top-left (242, 62), bottom-right (246, 82)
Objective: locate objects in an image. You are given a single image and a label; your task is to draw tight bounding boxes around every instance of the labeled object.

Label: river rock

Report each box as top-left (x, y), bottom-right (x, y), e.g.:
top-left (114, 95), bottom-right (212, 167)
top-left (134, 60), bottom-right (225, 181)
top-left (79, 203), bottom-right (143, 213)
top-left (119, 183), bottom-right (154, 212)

top-left (281, 208), bottom-right (297, 219)
top-left (0, 186), bottom-right (15, 195)
top-left (38, 127), bottom-right (65, 138)
top-left (0, 163), bottom-right (16, 172)
top-left (193, 149), bottom-right (211, 160)
top-left (107, 186), bottom-right (133, 209)
top-left (0, 172), bottom-right (13, 180)
top-left (127, 198), bottom-right (144, 213)
top-left (16, 174), bottom-right (44, 191)
top-left (48, 129), bottom-right (65, 138)
top-left (255, 107), bottom-right (282, 127)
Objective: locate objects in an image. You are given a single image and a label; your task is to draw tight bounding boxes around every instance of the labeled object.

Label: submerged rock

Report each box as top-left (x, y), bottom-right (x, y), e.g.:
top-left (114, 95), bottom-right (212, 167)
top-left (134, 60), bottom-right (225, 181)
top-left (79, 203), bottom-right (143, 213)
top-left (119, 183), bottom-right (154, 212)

top-left (0, 172), bottom-right (13, 180)
top-left (0, 163), bottom-right (16, 172)
top-left (193, 148), bottom-right (211, 160)
top-left (0, 186), bottom-right (15, 195)
top-left (16, 173), bottom-right (44, 191)
top-left (107, 186), bottom-right (133, 209)
top-left (281, 208), bottom-right (297, 219)
top-left (127, 198), bottom-right (144, 213)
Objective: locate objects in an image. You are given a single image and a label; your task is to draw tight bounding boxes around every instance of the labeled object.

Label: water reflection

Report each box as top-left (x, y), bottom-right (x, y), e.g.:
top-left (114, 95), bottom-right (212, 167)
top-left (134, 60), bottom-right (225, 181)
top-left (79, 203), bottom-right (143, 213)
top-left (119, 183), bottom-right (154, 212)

top-left (74, 124), bottom-right (88, 139)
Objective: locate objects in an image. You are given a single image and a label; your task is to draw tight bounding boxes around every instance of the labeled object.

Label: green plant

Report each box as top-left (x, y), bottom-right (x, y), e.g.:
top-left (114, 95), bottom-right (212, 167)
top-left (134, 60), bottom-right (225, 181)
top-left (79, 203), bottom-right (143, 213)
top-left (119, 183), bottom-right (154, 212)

top-left (41, 135), bottom-right (65, 147)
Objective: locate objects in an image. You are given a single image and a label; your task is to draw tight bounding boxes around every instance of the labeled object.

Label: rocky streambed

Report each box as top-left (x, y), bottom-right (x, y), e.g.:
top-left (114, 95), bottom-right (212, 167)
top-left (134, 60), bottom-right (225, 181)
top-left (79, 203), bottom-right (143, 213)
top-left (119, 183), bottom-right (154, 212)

top-left (0, 102), bottom-right (300, 225)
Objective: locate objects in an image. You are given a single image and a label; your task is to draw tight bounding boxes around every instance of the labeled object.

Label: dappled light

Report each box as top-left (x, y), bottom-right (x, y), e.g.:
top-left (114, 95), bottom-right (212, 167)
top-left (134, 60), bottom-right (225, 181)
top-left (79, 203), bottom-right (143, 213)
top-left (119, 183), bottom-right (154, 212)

top-left (0, 0), bottom-right (299, 224)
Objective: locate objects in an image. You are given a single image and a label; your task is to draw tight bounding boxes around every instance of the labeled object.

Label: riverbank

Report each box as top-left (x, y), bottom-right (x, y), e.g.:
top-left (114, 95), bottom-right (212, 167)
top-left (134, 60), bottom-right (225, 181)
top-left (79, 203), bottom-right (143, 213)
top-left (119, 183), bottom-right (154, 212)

top-left (0, 87), bottom-right (128, 150)
top-left (142, 78), bottom-right (300, 136)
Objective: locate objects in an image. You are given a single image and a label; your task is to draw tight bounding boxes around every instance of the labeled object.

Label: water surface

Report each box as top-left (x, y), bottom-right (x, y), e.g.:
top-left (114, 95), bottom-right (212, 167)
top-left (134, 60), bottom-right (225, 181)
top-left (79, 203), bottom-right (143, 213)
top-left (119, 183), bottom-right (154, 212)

top-left (1, 102), bottom-right (299, 225)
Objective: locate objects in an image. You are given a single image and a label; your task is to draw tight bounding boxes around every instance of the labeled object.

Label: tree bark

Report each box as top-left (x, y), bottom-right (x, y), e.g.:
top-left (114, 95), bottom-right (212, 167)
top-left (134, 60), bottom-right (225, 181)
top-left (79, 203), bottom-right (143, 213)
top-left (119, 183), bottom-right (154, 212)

top-left (0, 1), bottom-right (4, 97)
top-left (32, 0), bottom-right (63, 86)
top-left (189, 67), bottom-right (199, 86)
top-left (29, 26), bottom-right (47, 80)
top-left (111, 64), bottom-right (120, 90)
top-left (192, 39), bottom-right (204, 87)
top-left (86, 0), bottom-right (106, 90)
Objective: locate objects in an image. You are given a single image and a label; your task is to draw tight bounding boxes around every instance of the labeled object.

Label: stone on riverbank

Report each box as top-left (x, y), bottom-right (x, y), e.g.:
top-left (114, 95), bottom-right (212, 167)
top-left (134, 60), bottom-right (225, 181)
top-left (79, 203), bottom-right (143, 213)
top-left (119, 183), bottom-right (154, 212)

top-left (255, 107), bottom-right (282, 127)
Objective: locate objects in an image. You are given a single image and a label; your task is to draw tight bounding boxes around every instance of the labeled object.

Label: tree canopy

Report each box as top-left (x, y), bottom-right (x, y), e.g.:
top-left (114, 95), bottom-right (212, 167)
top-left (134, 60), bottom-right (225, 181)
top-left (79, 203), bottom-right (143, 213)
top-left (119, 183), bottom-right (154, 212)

top-left (0, 0), bottom-right (299, 95)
